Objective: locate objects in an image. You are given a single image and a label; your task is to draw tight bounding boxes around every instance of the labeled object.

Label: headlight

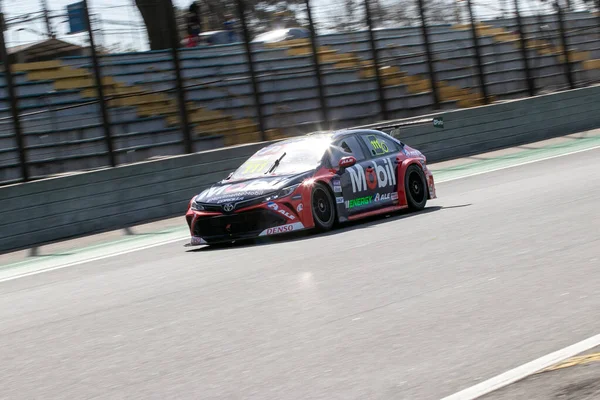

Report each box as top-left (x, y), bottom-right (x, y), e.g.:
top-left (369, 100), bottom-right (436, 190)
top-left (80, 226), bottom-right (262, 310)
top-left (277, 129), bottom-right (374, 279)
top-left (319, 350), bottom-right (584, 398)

top-left (191, 201), bottom-right (205, 211)
top-left (264, 184), bottom-right (299, 202)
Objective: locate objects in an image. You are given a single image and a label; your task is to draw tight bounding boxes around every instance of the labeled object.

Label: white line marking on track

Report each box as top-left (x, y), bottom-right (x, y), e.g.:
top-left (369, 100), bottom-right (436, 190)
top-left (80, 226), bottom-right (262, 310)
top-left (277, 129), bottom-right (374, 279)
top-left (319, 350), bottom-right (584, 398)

top-left (2, 142), bottom-right (599, 284)
top-left (436, 144), bottom-right (600, 183)
top-left (440, 333), bottom-right (600, 400)
top-left (0, 236), bottom-right (187, 284)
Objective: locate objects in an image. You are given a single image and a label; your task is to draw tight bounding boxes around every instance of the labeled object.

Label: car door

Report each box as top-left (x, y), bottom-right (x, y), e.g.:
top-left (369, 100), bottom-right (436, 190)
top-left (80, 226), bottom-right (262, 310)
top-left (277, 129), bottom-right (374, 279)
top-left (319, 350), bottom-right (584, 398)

top-left (329, 135), bottom-right (381, 215)
top-left (355, 132), bottom-right (403, 209)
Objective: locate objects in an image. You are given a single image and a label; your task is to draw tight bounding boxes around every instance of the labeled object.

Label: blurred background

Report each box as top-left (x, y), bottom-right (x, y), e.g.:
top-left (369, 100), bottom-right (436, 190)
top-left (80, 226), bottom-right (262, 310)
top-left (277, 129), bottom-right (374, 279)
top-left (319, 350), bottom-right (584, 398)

top-left (0, 0), bottom-right (599, 185)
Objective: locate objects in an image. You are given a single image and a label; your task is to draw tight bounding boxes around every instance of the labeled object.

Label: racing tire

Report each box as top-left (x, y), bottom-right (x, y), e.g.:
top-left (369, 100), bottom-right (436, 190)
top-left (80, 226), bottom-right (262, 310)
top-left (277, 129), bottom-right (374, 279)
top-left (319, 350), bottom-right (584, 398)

top-left (405, 164), bottom-right (428, 211)
top-left (311, 182), bottom-right (336, 232)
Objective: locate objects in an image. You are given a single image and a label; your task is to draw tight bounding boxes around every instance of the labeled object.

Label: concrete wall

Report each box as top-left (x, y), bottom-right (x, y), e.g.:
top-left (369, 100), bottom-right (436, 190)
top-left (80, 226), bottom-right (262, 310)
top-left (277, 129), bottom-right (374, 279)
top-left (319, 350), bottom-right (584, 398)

top-left (1, 85), bottom-right (599, 253)
top-left (0, 141), bottom-right (268, 253)
top-left (391, 85), bottom-right (600, 162)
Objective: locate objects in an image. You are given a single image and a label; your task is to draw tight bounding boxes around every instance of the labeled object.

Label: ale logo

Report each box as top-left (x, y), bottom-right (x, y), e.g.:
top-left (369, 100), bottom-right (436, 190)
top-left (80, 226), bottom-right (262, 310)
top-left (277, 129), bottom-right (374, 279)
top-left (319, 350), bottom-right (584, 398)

top-left (367, 135), bottom-right (389, 155)
top-left (348, 158), bottom-right (397, 193)
top-left (374, 192), bottom-right (392, 202)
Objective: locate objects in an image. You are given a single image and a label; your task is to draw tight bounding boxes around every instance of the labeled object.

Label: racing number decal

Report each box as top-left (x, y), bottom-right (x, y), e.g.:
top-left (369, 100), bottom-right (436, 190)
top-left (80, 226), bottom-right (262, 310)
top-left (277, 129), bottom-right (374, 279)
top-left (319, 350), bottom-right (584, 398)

top-left (366, 135), bottom-right (390, 156)
top-left (241, 159), bottom-right (270, 175)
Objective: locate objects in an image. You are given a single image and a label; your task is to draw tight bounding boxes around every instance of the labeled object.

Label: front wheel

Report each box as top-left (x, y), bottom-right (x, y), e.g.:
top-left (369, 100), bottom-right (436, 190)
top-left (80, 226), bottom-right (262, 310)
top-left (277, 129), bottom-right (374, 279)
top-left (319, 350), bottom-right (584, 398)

top-left (311, 182), bottom-right (335, 232)
top-left (405, 164), bottom-right (428, 211)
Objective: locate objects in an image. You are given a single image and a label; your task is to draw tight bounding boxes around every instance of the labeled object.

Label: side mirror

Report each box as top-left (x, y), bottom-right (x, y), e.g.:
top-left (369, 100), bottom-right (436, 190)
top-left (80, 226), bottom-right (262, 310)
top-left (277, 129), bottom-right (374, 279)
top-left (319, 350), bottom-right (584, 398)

top-left (338, 156), bottom-right (356, 173)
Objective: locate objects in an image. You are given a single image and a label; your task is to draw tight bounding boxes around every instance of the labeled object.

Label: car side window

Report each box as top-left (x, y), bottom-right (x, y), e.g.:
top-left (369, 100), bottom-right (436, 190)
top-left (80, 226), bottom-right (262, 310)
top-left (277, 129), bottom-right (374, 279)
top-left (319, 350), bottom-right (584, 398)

top-left (329, 136), bottom-right (366, 167)
top-left (359, 133), bottom-right (400, 157)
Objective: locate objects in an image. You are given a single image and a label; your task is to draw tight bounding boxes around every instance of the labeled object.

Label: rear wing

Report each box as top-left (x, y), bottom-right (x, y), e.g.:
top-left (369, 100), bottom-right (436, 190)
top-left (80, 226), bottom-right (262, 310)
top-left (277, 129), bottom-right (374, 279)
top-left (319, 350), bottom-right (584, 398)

top-left (353, 116), bottom-right (444, 138)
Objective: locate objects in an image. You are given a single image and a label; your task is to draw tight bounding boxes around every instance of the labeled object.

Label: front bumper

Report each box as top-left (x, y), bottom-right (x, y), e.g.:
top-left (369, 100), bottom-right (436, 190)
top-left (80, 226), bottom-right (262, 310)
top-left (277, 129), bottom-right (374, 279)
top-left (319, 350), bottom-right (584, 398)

top-left (186, 203), bottom-right (306, 245)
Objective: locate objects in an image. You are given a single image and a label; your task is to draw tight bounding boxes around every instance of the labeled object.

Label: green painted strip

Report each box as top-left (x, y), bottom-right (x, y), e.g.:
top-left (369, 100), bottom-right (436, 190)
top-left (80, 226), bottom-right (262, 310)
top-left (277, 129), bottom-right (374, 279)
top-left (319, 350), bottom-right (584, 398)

top-left (432, 135), bottom-right (600, 182)
top-left (0, 226), bottom-right (188, 270)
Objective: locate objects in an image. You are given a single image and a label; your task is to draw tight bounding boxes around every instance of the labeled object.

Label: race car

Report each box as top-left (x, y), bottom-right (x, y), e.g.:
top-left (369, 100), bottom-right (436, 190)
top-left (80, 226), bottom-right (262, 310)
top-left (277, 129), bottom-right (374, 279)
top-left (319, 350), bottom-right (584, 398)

top-left (185, 128), bottom-right (436, 246)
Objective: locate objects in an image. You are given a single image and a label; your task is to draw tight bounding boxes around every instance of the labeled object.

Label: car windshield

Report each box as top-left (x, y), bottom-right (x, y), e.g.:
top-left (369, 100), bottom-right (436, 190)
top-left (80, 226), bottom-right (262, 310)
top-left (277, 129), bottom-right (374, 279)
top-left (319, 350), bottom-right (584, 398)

top-left (230, 135), bottom-right (332, 180)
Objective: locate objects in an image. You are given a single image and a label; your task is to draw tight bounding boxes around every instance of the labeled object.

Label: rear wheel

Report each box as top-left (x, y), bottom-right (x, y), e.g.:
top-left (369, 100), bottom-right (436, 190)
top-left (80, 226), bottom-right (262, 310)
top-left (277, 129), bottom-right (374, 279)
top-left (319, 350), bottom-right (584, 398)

top-left (405, 165), bottom-right (427, 210)
top-left (311, 183), bottom-right (335, 231)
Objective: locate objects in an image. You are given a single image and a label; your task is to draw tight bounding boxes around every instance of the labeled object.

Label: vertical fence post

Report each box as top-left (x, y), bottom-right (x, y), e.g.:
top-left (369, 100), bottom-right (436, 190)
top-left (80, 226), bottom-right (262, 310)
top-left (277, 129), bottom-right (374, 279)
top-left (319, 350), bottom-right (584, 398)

top-left (164, 0), bottom-right (193, 153)
top-left (416, 0), bottom-right (441, 109)
top-left (466, 0), bottom-right (490, 104)
top-left (514, 0), bottom-right (535, 96)
top-left (0, 12), bottom-right (28, 181)
top-left (555, 1), bottom-right (575, 89)
top-left (82, 0), bottom-right (115, 167)
top-left (236, 0), bottom-right (266, 141)
top-left (305, 0), bottom-right (330, 130)
top-left (597, 0), bottom-right (600, 31)
top-left (596, 0), bottom-right (600, 35)
top-left (364, 0), bottom-right (389, 120)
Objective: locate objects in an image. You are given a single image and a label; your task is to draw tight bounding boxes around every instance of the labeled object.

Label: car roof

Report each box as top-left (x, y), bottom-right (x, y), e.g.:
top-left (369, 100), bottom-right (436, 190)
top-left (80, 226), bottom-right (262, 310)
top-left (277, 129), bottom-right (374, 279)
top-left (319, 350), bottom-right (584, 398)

top-left (265, 129), bottom-right (388, 148)
top-left (306, 128), bottom-right (385, 140)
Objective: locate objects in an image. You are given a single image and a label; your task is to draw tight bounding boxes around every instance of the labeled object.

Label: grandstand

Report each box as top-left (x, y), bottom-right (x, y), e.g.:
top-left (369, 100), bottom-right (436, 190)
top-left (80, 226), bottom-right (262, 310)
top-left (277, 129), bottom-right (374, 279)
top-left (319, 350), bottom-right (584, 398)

top-left (0, 11), bottom-right (599, 183)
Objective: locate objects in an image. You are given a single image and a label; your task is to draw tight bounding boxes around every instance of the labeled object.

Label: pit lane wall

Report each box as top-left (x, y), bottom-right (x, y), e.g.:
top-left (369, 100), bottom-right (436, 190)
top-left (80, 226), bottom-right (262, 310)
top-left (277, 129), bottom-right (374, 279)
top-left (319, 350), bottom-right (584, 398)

top-left (1, 85), bottom-right (599, 253)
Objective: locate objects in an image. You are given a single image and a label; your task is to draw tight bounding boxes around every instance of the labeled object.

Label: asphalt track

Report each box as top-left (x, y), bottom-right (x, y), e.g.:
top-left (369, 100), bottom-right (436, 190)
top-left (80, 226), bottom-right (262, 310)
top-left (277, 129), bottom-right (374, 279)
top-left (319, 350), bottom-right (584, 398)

top-left (1, 144), bottom-right (600, 399)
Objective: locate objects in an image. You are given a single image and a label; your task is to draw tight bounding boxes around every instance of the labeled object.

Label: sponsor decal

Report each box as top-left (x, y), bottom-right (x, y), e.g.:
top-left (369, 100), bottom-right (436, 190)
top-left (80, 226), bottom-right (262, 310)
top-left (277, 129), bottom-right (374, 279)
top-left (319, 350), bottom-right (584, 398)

top-left (215, 196), bottom-right (244, 204)
top-left (278, 209), bottom-right (296, 220)
top-left (267, 202), bottom-right (279, 210)
top-left (374, 192), bottom-right (392, 202)
top-left (433, 117), bottom-right (444, 128)
top-left (348, 158), bottom-right (397, 194)
top-left (367, 135), bottom-right (390, 155)
top-left (259, 222), bottom-right (305, 236)
top-left (190, 236), bottom-right (207, 246)
top-left (404, 149), bottom-right (422, 158)
top-left (332, 178), bottom-right (342, 193)
top-left (296, 204), bottom-right (303, 213)
top-left (292, 194), bottom-right (302, 200)
top-left (345, 196), bottom-right (372, 209)
top-left (196, 177), bottom-right (289, 202)
top-left (336, 197), bottom-right (344, 204)
top-left (345, 191), bottom-right (395, 209)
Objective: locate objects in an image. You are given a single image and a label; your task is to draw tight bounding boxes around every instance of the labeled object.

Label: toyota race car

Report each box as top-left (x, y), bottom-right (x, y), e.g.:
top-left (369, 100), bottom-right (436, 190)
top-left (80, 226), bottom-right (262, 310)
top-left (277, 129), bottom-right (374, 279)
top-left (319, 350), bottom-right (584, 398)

top-left (185, 128), bottom-right (437, 246)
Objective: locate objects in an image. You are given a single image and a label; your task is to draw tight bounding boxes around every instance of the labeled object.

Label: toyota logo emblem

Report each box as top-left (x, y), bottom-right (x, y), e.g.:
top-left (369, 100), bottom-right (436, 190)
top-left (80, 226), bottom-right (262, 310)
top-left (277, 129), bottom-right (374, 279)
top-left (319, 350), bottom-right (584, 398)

top-left (223, 203), bottom-right (235, 212)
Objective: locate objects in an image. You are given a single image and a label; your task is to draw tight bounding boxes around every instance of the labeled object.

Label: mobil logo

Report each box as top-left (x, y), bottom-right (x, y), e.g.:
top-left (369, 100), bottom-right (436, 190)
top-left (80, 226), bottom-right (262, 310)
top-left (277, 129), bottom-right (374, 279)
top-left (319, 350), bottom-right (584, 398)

top-left (348, 158), bottom-right (397, 193)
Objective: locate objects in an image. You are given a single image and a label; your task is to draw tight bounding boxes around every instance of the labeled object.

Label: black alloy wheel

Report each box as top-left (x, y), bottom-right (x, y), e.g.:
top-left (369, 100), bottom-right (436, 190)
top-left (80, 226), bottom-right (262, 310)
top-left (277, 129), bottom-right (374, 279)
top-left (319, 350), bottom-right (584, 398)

top-left (311, 183), bottom-right (335, 231)
top-left (405, 164), bottom-right (428, 210)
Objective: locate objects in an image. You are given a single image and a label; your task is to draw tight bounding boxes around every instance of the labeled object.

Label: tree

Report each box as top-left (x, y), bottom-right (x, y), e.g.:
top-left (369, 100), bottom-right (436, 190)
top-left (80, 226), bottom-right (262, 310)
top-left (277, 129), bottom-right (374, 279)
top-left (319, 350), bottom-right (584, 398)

top-left (200, 0), bottom-right (305, 33)
top-left (136, 0), bottom-right (306, 50)
top-left (136, 0), bottom-right (173, 50)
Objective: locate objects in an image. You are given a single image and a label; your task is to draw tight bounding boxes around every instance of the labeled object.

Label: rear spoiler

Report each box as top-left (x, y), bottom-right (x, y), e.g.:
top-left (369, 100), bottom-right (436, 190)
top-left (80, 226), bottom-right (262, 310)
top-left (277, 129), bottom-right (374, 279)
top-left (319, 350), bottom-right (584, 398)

top-left (353, 116), bottom-right (444, 137)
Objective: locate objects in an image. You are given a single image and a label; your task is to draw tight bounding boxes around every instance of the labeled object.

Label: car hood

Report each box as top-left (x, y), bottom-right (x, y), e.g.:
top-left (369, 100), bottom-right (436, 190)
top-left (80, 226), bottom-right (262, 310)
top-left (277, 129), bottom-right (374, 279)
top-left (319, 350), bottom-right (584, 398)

top-left (194, 172), bottom-right (311, 205)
